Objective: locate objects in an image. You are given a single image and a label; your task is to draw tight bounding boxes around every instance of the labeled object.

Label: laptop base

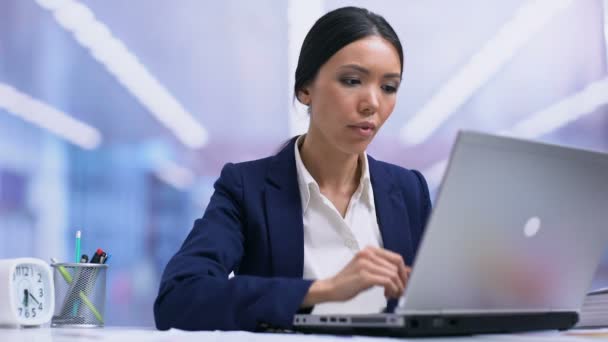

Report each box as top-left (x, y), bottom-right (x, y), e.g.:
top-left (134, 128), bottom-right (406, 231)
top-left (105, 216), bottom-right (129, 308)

top-left (293, 312), bottom-right (578, 337)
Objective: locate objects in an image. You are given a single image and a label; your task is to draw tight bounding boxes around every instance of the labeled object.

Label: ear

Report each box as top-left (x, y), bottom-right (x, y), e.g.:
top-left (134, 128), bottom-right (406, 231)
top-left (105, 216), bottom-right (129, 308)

top-left (296, 87), bottom-right (311, 106)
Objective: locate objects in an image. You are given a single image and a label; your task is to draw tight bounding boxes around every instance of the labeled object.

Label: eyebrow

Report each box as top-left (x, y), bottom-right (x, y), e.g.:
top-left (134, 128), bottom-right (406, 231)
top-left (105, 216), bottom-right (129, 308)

top-left (339, 64), bottom-right (401, 80)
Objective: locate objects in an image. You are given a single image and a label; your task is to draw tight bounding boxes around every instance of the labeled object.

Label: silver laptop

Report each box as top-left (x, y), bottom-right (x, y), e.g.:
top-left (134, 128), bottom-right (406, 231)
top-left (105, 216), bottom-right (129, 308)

top-left (293, 131), bottom-right (608, 336)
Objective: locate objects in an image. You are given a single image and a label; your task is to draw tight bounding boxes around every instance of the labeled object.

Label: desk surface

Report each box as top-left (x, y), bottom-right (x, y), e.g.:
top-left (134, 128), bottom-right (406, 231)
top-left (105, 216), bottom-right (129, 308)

top-left (1, 327), bottom-right (607, 342)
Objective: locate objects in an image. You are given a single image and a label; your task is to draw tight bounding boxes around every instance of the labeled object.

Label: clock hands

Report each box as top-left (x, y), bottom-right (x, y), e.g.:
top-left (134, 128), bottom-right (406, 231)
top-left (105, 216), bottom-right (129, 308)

top-left (23, 289), bottom-right (28, 307)
top-left (22, 288), bottom-right (40, 308)
top-left (28, 291), bottom-right (40, 305)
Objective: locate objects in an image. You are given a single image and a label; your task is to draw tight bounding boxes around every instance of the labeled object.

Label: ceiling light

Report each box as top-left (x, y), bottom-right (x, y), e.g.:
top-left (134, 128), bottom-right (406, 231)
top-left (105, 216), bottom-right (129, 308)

top-left (0, 83), bottom-right (101, 149)
top-left (423, 76), bottom-right (608, 190)
top-left (36, 0), bottom-right (208, 149)
top-left (400, 0), bottom-right (573, 146)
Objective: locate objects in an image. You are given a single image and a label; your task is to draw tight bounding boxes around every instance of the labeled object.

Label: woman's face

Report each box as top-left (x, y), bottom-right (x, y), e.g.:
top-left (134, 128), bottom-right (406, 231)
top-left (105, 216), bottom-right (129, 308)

top-left (300, 35), bottom-right (401, 155)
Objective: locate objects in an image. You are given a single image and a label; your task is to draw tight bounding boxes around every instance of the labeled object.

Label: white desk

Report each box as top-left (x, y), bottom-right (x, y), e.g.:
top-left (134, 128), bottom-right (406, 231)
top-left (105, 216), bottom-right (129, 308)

top-left (1, 327), bottom-right (607, 342)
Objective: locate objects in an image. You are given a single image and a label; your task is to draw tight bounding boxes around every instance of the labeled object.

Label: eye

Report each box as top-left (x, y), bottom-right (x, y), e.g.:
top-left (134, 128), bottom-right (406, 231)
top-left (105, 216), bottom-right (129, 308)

top-left (381, 84), bottom-right (398, 94)
top-left (340, 78), bottom-right (361, 86)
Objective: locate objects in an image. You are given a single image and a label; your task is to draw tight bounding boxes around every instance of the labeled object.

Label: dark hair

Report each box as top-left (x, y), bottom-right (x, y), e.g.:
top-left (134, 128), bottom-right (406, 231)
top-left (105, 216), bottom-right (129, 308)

top-left (294, 6), bottom-right (404, 102)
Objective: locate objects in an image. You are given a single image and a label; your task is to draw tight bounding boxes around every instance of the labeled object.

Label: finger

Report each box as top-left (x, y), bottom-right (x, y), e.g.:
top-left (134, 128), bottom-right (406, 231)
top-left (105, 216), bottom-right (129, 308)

top-left (372, 248), bottom-right (409, 285)
top-left (361, 270), bottom-right (401, 298)
top-left (357, 249), bottom-right (406, 295)
top-left (372, 247), bottom-right (405, 268)
top-left (401, 265), bottom-right (412, 288)
top-left (398, 265), bottom-right (414, 291)
top-left (360, 247), bottom-right (407, 293)
top-left (364, 252), bottom-right (405, 292)
top-left (384, 286), bottom-right (401, 299)
top-left (358, 255), bottom-right (403, 291)
top-left (358, 259), bottom-right (402, 297)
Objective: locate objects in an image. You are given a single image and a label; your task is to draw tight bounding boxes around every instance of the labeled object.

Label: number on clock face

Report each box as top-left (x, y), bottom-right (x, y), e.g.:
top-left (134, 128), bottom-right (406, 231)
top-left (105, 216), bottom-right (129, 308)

top-left (12, 264), bottom-right (50, 320)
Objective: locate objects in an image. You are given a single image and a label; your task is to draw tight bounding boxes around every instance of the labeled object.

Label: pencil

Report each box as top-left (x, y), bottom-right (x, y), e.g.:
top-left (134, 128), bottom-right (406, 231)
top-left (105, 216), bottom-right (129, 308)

top-left (75, 230), bottom-right (81, 263)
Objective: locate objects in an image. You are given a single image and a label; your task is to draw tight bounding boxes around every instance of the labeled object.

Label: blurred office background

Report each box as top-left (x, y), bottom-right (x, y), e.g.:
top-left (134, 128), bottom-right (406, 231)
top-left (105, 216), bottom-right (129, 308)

top-left (0, 0), bottom-right (607, 326)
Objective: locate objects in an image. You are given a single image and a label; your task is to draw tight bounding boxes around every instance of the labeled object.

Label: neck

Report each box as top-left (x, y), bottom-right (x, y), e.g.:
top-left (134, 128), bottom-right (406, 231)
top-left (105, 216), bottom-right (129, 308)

top-left (299, 131), bottom-right (361, 193)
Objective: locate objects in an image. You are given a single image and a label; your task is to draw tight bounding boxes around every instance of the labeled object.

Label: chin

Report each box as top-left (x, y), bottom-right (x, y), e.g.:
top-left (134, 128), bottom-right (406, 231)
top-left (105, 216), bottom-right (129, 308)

top-left (342, 140), bottom-right (372, 155)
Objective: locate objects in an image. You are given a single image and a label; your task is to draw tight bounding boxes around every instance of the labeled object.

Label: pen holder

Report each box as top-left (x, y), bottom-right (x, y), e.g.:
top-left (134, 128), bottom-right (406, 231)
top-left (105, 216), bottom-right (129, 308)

top-left (51, 263), bottom-right (108, 327)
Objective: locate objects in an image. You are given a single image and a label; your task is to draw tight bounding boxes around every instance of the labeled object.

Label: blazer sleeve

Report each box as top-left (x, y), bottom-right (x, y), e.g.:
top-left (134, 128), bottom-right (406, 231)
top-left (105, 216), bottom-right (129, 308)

top-left (153, 163), bottom-right (313, 331)
top-left (412, 170), bottom-right (432, 227)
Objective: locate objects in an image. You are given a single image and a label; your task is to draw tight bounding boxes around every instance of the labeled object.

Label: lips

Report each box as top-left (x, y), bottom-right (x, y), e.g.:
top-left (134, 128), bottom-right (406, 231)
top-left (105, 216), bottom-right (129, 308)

top-left (348, 121), bottom-right (376, 138)
top-left (349, 122), bottom-right (376, 130)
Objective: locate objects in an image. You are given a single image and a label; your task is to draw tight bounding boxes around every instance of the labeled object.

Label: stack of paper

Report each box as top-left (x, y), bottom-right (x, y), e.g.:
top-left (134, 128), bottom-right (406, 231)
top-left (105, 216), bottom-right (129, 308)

top-left (576, 287), bottom-right (608, 328)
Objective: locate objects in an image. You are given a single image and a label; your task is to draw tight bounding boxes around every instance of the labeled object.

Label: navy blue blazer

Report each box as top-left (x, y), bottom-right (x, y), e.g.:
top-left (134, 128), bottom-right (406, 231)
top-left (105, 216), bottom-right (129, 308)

top-left (154, 137), bottom-right (432, 331)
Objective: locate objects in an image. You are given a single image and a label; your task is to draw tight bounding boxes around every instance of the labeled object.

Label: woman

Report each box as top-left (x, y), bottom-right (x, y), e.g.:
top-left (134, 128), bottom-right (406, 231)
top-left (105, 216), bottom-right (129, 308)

top-left (154, 6), bottom-right (431, 331)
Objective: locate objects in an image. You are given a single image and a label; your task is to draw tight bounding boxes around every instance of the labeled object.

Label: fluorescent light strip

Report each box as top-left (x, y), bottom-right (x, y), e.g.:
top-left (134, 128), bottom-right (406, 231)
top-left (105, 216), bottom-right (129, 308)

top-left (287, 0), bottom-right (324, 137)
top-left (154, 160), bottom-right (195, 190)
top-left (423, 76), bottom-right (608, 190)
top-left (35, 0), bottom-right (208, 149)
top-left (0, 83), bottom-right (101, 149)
top-left (501, 77), bottom-right (608, 138)
top-left (400, 0), bottom-right (573, 146)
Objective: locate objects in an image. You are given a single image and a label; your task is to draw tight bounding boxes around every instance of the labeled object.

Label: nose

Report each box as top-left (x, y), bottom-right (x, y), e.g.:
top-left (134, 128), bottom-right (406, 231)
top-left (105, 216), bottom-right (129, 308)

top-left (358, 86), bottom-right (379, 116)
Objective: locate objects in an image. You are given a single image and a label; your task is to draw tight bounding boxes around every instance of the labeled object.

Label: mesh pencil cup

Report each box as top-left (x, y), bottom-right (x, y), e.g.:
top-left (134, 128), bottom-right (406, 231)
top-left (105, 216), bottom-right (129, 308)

top-left (51, 262), bottom-right (107, 327)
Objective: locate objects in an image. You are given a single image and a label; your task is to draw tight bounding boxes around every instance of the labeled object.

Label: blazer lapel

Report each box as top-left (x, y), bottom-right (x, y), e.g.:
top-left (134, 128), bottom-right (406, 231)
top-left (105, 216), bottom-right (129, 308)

top-left (264, 137), bottom-right (305, 278)
top-left (369, 156), bottom-right (415, 266)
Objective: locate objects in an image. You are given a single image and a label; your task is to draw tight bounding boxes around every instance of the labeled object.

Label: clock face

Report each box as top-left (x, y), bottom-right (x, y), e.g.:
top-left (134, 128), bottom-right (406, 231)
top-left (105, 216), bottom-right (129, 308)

top-left (11, 263), bottom-right (52, 322)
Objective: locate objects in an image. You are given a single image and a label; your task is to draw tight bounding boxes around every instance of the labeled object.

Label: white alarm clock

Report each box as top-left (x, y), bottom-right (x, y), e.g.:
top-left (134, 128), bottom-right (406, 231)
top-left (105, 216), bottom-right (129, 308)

top-left (0, 258), bottom-right (55, 326)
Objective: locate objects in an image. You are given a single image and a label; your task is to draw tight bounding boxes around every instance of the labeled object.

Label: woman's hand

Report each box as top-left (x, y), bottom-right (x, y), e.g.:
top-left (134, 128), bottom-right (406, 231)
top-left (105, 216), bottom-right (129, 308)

top-left (301, 247), bottom-right (411, 308)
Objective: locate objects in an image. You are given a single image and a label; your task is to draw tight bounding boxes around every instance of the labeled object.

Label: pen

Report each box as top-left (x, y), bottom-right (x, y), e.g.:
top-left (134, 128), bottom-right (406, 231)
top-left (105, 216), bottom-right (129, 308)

top-left (90, 249), bottom-right (104, 264)
top-left (75, 230), bottom-right (81, 263)
top-left (98, 252), bottom-right (107, 264)
top-left (103, 254), bottom-right (111, 264)
top-left (50, 258), bottom-right (72, 282)
top-left (80, 254), bottom-right (89, 263)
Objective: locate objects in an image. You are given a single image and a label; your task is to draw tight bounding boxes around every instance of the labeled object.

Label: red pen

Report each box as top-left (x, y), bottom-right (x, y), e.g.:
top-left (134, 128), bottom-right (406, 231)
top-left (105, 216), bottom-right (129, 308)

top-left (90, 248), bottom-right (104, 263)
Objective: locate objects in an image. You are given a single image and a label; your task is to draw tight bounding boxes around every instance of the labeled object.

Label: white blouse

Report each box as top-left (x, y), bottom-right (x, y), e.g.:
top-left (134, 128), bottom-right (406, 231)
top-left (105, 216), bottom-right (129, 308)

top-left (294, 135), bottom-right (386, 314)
